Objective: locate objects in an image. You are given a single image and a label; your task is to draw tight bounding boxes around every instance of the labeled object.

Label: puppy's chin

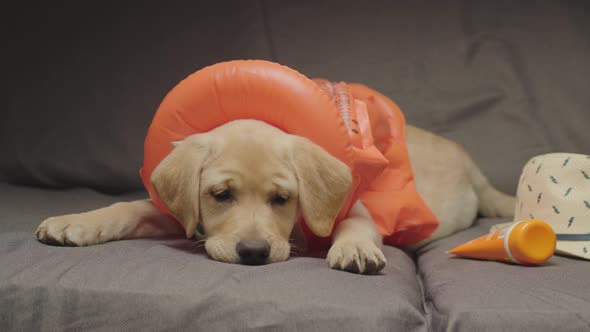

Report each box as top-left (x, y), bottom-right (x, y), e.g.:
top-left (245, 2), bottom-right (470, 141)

top-left (267, 238), bottom-right (291, 263)
top-left (204, 236), bottom-right (291, 265)
top-left (204, 236), bottom-right (240, 264)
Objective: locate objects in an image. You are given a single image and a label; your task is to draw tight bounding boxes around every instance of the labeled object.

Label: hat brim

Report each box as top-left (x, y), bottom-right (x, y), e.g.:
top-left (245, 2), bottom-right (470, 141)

top-left (556, 242), bottom-right (590, 261)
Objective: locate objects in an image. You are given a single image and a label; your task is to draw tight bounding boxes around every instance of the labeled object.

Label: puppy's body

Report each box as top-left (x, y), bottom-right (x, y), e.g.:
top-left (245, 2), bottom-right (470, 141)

top-left (36, 120), bottom-right (514, 274)
top-left (406, 126), bottom-right (515, 245)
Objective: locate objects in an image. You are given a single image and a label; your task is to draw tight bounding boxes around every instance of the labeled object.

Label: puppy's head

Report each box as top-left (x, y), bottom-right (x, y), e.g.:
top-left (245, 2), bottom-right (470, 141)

top-left (151, 120), bottom-right (352, 265)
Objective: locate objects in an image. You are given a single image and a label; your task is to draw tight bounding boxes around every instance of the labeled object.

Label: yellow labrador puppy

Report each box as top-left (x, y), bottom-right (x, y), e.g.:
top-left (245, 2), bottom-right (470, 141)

top-left (36, 120), bottom-right (514, 274)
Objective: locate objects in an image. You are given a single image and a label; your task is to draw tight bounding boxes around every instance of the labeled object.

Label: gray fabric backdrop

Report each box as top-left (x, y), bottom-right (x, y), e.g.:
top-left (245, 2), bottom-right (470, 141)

top-left (3, 1), bottom-right (589, 195)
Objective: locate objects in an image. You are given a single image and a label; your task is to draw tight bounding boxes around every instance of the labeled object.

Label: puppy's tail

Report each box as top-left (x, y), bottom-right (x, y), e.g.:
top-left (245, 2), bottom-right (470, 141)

top-left (463, 153), bottom-right (516, 218)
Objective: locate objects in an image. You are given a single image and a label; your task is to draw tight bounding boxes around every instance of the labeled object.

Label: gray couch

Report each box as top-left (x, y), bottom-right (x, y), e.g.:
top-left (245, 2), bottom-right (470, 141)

top-left (2, 1), bottom-right (589, 331)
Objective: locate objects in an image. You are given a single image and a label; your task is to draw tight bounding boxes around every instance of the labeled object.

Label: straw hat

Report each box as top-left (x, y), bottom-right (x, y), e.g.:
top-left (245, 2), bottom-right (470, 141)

top-left (494, 153), bottom-right (590, 260)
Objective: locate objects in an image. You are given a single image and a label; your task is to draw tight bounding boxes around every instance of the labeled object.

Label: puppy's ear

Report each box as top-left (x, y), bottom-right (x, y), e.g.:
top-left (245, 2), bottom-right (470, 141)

top-left (151, 136), bottom-right (209, 238)
top-left (290, 137), bottom-right (352, 237)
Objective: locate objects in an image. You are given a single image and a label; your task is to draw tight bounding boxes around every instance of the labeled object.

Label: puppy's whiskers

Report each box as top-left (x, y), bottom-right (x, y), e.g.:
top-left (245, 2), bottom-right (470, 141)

top-left (289, 242), bottom-right (304, 257)
top-left (192, 239), bottom-right (207, 252)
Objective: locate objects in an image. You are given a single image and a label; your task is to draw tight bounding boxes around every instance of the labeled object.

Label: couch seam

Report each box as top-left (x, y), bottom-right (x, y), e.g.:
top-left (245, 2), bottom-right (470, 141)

top-left (415, 254), bottom-right (433, 332)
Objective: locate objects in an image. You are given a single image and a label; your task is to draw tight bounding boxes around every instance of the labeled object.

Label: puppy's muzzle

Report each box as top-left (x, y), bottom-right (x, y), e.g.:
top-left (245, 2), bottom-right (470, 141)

top-left (236, 239), bottom-right (271, 265)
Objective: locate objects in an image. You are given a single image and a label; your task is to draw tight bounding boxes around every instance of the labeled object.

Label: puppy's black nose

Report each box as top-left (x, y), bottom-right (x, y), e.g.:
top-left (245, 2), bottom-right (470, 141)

top-left (236, 239), bottom-right (270, 265)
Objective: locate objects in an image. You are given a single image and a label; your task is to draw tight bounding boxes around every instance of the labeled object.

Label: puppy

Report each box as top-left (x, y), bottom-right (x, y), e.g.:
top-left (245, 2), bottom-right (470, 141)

top-left (36, 120), bottom-right (515, 274)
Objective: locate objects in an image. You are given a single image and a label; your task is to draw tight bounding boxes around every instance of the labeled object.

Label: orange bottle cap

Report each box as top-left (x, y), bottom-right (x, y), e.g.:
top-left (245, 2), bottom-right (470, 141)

top-left (508, 219), bottom-right (556, 265)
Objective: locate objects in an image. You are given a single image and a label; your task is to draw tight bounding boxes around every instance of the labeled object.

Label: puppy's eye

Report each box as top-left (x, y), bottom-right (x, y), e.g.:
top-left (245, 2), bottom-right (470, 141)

top-left (212, 190), bottom-right (233, 202)
top-left (270, 194), bottom-right (289, 206)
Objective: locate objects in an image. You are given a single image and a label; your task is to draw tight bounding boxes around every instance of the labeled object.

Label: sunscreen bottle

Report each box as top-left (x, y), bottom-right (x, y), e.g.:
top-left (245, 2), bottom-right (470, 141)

top-left (447, 219), bottom-right (556, 265)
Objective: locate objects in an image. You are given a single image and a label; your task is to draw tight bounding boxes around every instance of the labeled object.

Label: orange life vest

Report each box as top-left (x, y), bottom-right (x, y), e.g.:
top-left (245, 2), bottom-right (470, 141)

top-left (140, 60), bottom-right (439, 247)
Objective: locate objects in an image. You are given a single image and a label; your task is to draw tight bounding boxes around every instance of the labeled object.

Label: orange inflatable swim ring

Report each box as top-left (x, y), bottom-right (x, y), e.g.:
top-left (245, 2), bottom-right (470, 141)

top-left (140, 60), bottom-right (438, 247)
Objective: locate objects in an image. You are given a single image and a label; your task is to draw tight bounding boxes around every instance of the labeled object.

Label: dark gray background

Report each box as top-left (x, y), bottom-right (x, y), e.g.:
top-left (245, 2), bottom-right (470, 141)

top-left (3, 1), bottom-right (589, 195)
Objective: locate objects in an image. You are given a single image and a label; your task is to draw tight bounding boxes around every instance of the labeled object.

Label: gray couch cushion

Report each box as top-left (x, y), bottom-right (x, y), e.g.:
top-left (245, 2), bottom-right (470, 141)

top-left (264, 1), bottom-right (590, 194)
top-left (0, 183), bottom-right (428, 331)
top-left (4, 2), bottom-right (590, 196)
top-left (417, 218), bottom-right (590, 331)
top-left (1, 2), bottom-right (273, 193)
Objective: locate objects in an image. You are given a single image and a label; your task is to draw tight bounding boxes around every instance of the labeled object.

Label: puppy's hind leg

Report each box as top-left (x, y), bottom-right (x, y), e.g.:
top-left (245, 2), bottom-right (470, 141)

top-left (36, 199), bottom-right (184, 247)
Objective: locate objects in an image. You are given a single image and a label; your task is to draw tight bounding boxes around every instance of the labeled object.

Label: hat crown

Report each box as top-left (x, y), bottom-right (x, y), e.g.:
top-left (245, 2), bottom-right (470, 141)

top-left (515, 153), bottom-right (590, 260)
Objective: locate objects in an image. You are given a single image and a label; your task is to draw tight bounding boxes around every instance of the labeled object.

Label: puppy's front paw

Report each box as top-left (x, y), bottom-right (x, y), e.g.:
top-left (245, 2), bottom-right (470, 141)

top-left (36, 215), bottom-right (112, 247)
top-left (326, 240), bottom-right (386, 274)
